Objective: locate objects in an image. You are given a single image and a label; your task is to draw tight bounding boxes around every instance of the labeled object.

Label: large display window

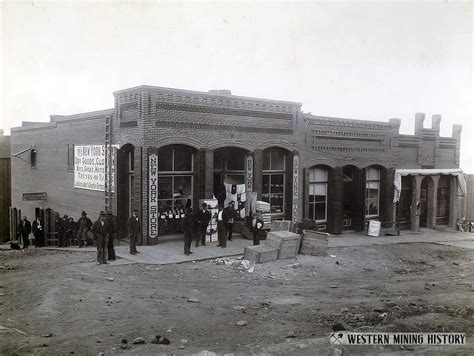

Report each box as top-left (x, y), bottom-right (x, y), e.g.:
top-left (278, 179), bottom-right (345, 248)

top-left (309, 167), bottom-right (328, 222)
top-left (262, 148), bottom-right (287, 218)
top-left (365, 167), bottom-right (380, 217)
top-left (157, 146), bottom-right (194, 235)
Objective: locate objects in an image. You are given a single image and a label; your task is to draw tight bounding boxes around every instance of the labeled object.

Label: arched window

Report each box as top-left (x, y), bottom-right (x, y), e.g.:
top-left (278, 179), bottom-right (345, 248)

top-left (365, 167), bottom-right (380, 217)
top-left (309, 167), bottom-right (328, 222)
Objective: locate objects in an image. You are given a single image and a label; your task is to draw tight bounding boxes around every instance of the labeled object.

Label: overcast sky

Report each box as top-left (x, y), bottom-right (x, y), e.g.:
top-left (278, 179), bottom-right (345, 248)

top-left (1, 1), bottom-right (472, 171)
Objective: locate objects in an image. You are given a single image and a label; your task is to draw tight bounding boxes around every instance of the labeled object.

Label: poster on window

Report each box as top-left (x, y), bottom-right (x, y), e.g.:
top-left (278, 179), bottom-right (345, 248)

top-left (74, 145), bottom-right (116, 191)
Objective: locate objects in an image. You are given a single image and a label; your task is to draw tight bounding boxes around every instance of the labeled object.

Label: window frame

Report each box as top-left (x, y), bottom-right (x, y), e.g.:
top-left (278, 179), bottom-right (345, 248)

top-left (365, 167), bottom-right (381, 218)
top-left (308, 167), bottom-right (328, 223)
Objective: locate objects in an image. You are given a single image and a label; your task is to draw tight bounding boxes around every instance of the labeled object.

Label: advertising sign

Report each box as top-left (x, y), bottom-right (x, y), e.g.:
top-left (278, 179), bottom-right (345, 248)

top-left (74, 145), bottom-right (115, 192)
top-left (148, 153), bottom-right (159, 238)
top-left (292, 155), bottom-right (299, 223)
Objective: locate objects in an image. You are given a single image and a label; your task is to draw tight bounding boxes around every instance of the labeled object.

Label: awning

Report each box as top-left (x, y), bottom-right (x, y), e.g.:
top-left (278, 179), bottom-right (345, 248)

top-left (393, 168), bottom-right (467, 203)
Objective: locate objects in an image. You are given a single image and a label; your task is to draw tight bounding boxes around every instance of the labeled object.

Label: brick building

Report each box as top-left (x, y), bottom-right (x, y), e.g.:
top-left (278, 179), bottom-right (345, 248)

top-left (10, 85), bottom-right (467, 243)
top-left (0, 130), bottom-right (11, 242)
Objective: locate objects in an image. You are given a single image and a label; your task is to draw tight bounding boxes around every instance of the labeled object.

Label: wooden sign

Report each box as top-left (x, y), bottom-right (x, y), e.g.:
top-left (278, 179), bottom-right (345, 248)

top-left (23, 192), bottom-right (47, 201)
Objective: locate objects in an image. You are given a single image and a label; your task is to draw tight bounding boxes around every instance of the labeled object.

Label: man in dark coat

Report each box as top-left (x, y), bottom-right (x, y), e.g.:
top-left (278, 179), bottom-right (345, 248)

top-left (92, 212), bottom-right (111, 264)
top-left (217, 208), bottom-right (227, 248)
top-left (223, 201), bottom-right (236, 241)
top-left (77, 211), bottom-right (93, 247)
top-left (196, 203), bottom-right (212, 247)
top-left (106, 211), bottom-right (118, 261)
top-left (18, 217), bottom-right (32, 249)
top-left (183, 208), bottom-right (194, 255)
top-left (252, 212), bottom-right (265, 246)
top-left (54, 213), bottom-right (65, 247)
top-left (32, 217), bottom-right (44, 247)
top-left (128, 209), bottom-right (141, 255)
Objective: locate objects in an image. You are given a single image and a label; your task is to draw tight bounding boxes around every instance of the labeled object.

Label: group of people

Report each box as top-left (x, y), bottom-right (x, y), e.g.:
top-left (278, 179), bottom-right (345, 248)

top-left (182, 201), bottom-right (264, 256)
top-left (16, 210), bottom-right (121, 265)
top-left (16, 203), bottom-right (264, 261)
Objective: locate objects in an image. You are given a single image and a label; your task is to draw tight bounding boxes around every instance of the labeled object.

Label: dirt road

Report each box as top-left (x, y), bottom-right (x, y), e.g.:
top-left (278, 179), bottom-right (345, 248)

top-left (0, 242), bottom-right (473, 355)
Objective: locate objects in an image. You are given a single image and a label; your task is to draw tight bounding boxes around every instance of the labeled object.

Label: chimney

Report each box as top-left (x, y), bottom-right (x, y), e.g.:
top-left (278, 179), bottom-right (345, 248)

top-left (415, 113), bottom-right (425, 134)
top-left (432, 114), bottom-right (441, 131)
top-left (452, 124), bottom-right (462, 139)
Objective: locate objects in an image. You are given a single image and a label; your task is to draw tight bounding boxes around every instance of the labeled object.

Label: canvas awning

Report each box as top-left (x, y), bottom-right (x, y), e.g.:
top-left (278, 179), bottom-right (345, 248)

top-left (393, 168), bottom-right (466, 203)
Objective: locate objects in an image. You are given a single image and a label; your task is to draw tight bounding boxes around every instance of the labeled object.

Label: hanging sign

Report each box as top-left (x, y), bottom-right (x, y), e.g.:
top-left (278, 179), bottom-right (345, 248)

top-left (148, 153), bottom-right (159, 238)
top-left (292, 155), bottom-right (299, 223)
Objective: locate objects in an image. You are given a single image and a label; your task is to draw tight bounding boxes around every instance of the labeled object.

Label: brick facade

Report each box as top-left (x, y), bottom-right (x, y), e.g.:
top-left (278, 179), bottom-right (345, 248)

top-left (9, 85), bottom-right (465, 242)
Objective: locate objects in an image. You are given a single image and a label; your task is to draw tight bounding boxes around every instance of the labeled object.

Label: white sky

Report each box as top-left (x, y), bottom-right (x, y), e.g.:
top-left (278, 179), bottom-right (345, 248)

top-left (1, 0), bottom-right (472, 171)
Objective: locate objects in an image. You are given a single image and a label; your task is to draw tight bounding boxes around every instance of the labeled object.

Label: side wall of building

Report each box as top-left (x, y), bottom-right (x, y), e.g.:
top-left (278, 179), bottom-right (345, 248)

top-left (0, 133), bottom-right (11, 242)
top-left (11, 117), bottom-right (106, 222)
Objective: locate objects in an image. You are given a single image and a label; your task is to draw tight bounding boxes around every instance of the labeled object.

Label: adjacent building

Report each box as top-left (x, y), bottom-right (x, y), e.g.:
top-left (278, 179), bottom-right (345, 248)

top-left (0, 130), bottom-right (11, 242)
top-left (9, 85), bottom-right (467, 244)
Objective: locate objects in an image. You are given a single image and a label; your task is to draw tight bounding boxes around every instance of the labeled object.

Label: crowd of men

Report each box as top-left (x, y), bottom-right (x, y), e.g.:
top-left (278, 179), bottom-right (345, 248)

top-left (16, 210), bottom-right (124, 264)
top-left (16, 203), bottom-right (263, 262)
top-left (182, 201), bottom-right (264, 256)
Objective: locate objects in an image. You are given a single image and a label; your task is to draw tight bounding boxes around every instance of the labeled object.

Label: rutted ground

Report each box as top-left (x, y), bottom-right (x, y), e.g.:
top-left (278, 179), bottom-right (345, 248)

top-left (0, 242), bottom-right (472, 355)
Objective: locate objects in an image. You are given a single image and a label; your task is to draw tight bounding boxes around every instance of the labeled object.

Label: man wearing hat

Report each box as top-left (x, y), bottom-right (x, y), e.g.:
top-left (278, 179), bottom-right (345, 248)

top-left (183, 208), bottom-right (195, 255)
top-left (223, 201), bottom-right (236, 241)
top-left (92, 211), bottom-right (111, 264)
top-left (54, 212), bottom-right (65, 247)
top-left (77, 211), bottom-right (93, 247)
top-left (196, 203), bottom-right (211, 247)
top-left (128, 208), bottom-right (141, 255)
top-left (106, 210), bottom-right (118, 261)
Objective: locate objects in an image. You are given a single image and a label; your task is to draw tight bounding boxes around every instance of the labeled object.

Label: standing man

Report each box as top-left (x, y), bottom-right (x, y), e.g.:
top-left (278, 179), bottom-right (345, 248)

top-left (252, 211), bottom-right (264, 246)
top-left (18, 216), bottom-right (32, 249)
top-left (196, 203), bottom-right (211, 247)
top-left (224, 201), bottom-right (236, 241)
top-left (77, 211), bottom-right (93, 248)
top-left (128, 208), bottom-right (141, 255)
top-left (92, 212), bottom-right (111, 265)
top-left (54, 213), bottom-right (65, 247)
top-left (106, 211), bottom-right (117, 261)
top-left (183, 208), bottom-right (194, 255)
top-left (217, 207), bottom-right (226, 248)
top-left (32, 216), bottom-right (44, 247)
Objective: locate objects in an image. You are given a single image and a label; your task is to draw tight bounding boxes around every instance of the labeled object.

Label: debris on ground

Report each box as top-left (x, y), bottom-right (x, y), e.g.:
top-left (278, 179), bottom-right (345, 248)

top-left (236, 320), bottom-right (248, 326)
top-left (105, 277), bottom-right (114, 281)
top-left (150, 335), bottom-right (170, 345)
top-left (187, 298), bottom-right (199, 303)
top-left (133, 337), bottom-right (146, 344)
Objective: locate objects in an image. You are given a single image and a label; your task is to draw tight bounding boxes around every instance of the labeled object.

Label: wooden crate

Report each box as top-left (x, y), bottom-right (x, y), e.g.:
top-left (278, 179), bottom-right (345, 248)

top-left (244, 244), bottom-right (279, 264)
top-left (266, 231), bottom-right (301, 260)
top-left (271, 220), bottom-right (293, 232)
top-left (301, 230), bottom-right (329, 256)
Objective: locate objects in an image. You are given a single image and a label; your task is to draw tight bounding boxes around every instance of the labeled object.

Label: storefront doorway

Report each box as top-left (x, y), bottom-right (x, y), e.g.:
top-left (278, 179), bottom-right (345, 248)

top-left (342, 165), bottom-right (364, 231)
top-left (213, 147), bottom-right (247, 206)
top-left (117, 144), bottom-right (134, 238)
top-left (420, 177), bottom-right (431, 228)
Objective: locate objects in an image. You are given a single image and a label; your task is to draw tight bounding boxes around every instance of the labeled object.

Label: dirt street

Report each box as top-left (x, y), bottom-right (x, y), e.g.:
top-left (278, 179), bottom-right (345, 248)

top-left (0, 241), bottom-right (473, 355)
